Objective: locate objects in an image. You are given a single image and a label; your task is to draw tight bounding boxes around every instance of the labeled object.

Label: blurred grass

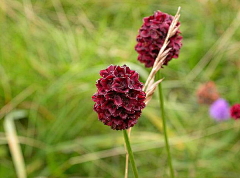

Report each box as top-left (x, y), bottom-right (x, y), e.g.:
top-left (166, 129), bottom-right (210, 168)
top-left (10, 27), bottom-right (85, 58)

top-left (0, 0), bottom-right (240, 177)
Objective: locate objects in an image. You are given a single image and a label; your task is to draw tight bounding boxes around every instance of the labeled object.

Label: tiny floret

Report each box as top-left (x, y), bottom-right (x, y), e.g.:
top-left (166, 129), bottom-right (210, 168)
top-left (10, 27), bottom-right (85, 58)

top-left (92, 65), bottom-right (146, 130)
top-left (230, 103), bottom-right (240, 120)
top-left (135, 10), bottom-right (182, 67)
top-left (209, 98), bottom-right (230, 121)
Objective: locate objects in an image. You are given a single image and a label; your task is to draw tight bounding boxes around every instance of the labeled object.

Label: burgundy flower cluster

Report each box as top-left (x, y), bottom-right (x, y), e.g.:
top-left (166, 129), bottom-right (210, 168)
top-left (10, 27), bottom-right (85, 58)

top-left (93, 10), bottom-right (182, 130)
top-left (135, 11), bottom-right (182, 68)
top-left (92, 65), bottom-right (146, 130)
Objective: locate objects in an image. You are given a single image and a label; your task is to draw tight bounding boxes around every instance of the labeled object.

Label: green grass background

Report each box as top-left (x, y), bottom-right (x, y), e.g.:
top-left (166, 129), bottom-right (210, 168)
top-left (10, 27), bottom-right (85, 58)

top-left (0, 0), bottom-right (240, 177)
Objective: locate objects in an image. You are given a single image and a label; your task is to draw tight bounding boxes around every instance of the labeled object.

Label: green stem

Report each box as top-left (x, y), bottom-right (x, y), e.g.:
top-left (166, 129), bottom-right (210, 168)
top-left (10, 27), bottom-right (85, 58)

top-left (123, 129), bottom-right (139, 178)
top-left (157, 71), bottom-right (175, 178)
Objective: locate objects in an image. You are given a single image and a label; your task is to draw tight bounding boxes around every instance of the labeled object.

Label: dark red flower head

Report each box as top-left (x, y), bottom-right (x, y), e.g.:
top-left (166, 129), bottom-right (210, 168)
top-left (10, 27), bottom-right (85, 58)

top-left (92, 65), bottom-right (146, 130)
top-left (135, 10), bottom-right (182, 68)
top-left (230, 103), bottom-right (240, 120)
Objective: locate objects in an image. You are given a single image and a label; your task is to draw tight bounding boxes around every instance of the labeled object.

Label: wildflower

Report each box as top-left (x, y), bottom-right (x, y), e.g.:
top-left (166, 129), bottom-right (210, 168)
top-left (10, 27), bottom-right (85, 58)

top-left (196, 81), bottom-right (220, 105)
top-left (209, 98), bottom-right (230, 121)
top-left (92, 65), bottom-right (146, 130)
top-left (230, 103), bottom-right (240, 120)
top-left (135, 10), bottom-right (182, 68)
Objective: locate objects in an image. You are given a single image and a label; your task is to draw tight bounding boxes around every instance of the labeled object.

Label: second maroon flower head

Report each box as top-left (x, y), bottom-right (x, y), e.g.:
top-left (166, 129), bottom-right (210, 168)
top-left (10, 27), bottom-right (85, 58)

top-left (135, 10), bottom-right (182, 68)
top-left (92, 65), bottom-right (146, 130)
top-left (230, 104), bottom-right (240, 120)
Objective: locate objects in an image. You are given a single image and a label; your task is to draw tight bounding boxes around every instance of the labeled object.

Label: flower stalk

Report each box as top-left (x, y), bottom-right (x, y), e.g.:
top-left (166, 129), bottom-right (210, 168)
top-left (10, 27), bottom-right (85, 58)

top-left (123, 129), bottom-right (139, 178)
top-left (156, 71), bottom-right (175, 178)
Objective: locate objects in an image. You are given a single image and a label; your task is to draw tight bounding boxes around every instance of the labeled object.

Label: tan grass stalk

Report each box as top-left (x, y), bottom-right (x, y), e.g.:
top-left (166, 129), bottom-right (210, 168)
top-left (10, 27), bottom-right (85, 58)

top-left (124, 128), bottom-right (131, 178)
top-left (124, 7), bottom-right (181, 178)
top-left (4, 110), bottom-right (27, 178)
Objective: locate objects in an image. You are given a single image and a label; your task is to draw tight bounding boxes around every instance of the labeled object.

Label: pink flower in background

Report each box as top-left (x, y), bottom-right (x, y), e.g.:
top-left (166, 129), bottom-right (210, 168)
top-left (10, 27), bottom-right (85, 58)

top-left (196, 81), bottom-right (220, 105)
top-left (135, 11), bottom-right (182, 67)
top-left (209, 98), bottom-right (230, 121)
top-left (92, 65), bottom-right (146, 130)
top-left (230, 103), bottom-right (240, 120)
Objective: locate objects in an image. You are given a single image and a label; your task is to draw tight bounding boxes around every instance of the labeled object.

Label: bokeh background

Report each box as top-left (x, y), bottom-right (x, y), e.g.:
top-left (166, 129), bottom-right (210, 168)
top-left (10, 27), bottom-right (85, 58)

top-left (1, 0), bottom-right (240, 177)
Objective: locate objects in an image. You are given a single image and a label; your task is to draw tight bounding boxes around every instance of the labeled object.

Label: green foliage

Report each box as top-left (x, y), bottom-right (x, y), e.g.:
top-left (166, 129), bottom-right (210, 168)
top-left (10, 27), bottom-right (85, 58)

top-left (0, 0), bottom-right (240, 177)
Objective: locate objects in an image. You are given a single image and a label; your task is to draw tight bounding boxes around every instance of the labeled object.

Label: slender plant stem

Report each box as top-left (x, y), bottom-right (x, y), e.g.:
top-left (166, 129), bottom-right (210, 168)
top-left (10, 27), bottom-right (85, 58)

top-left (156, 71), bottom-right (175, 178)
top-left (124, 128), bottom-right (131, 178)
top-left (123, 129), bottom-right (139, 178)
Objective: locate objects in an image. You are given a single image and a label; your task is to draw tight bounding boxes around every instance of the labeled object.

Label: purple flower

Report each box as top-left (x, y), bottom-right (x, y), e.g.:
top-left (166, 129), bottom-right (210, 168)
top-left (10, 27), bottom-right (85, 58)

top-left (209, 98), bottom-right (230, 121)
top-left (92, 65), bottom-right (146, 130)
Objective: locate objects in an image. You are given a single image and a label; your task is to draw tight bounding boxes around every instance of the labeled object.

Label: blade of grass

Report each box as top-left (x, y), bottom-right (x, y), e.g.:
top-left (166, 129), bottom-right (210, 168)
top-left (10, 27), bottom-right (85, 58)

top-left (0, 85), bottom-right (35, 119)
